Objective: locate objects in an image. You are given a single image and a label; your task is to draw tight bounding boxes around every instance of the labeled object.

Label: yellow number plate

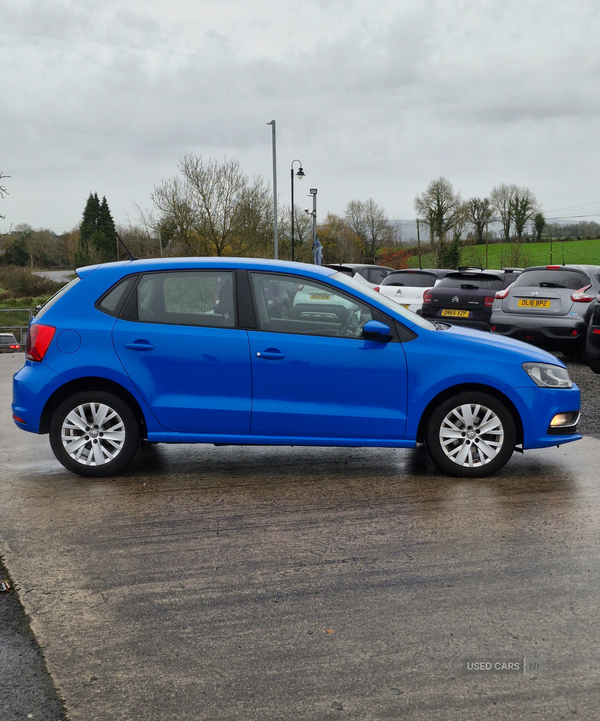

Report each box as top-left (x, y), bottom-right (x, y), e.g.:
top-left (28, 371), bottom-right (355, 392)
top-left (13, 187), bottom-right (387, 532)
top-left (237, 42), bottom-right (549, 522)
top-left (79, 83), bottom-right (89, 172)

top-left (309, 292), bottom-right (331, 300)
top-left (441, 309), bottom-right (469, 318)
top-left (518, 299), bottom-right (551, 308)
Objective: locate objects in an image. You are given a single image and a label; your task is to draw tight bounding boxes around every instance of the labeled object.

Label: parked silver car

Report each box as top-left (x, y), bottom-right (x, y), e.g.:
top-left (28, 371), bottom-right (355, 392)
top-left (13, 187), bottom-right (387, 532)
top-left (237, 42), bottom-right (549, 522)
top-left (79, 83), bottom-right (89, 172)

top-left (490, 265), bottom-right (600, 355)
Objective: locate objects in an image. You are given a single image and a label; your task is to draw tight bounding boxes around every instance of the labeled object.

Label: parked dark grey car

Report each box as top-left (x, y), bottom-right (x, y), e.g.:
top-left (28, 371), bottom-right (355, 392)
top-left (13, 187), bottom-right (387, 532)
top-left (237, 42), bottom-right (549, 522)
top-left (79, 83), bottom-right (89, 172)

top-left (585, 294), bottom-right (600, 373)
top-left (324, 264), bottom-right (394, 287)
top-left (420, 269), bottom-right (520, 331)
top-left (490, 265), bottom-right (600, 355)
top-left (0, 332), bottom-right (20, 353)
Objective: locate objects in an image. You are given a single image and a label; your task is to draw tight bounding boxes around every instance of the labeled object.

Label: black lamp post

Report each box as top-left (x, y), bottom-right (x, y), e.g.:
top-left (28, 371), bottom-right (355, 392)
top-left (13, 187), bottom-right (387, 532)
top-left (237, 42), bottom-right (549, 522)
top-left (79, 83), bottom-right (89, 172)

top-left (290, 160), bottom-right (305, 261)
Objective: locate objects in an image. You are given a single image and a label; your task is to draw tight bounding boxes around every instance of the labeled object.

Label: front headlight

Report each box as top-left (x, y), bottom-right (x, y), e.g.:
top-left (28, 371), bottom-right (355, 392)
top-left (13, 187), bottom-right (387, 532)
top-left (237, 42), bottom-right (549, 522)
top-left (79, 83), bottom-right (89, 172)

top-left (522, 362), bottom-right (573, 388)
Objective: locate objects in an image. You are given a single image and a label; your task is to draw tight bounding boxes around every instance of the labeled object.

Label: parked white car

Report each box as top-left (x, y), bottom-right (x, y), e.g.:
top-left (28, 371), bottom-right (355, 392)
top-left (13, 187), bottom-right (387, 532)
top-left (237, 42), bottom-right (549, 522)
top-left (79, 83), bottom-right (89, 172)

top-left (373, 269), bottom-right (454, 313)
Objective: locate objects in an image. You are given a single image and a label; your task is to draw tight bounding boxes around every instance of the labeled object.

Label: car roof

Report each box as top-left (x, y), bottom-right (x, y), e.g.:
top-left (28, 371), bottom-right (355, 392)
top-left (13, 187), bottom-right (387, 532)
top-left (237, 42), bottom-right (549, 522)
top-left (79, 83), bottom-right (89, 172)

top-left (520, 264), bottom-right (600, 273)
top-left (77, 257), bottom-right (339, 280)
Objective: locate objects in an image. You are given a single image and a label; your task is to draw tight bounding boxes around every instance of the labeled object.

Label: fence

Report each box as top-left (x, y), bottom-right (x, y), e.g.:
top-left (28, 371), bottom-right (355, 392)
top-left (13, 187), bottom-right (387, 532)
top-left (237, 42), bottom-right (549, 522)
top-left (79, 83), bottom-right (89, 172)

top-left (0, 308), bottom-right (33, 346)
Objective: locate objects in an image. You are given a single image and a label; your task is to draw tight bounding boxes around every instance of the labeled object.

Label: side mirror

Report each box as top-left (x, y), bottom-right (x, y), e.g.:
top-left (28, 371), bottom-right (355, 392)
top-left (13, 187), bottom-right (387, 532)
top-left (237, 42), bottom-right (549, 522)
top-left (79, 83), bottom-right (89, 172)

top-left (362, 319), bottom-right (391, 341)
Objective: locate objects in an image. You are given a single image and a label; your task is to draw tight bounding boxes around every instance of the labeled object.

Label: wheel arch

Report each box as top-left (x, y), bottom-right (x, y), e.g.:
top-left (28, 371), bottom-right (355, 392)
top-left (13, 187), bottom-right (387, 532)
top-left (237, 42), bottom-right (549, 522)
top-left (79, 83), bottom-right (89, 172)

top-left (415, 383), bottom-right (524, 446)
top-left (39, 377), bottom-right (148, 438)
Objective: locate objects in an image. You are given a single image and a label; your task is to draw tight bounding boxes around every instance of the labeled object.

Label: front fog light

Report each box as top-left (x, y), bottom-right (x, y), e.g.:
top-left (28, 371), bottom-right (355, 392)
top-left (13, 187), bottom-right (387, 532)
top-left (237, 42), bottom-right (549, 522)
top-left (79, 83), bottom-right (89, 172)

top-left (550, 412), bottom-right (578, 427)
top-left (522, 362), bottom-right (573, 388)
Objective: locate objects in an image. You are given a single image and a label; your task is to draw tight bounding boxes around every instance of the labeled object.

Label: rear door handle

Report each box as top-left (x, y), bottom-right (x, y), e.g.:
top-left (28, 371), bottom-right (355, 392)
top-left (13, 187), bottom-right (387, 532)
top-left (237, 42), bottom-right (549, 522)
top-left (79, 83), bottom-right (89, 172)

top-left (124, 340), bottom-right (155, 351)
top-left (256, 349), bottom-right (285, 360)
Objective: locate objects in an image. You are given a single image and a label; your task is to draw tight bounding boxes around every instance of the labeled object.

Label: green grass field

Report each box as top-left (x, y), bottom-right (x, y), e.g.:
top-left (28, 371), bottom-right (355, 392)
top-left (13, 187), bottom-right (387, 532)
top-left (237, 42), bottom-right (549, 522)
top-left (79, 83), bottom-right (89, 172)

top-left (408, 238), bottom-right (600, 270)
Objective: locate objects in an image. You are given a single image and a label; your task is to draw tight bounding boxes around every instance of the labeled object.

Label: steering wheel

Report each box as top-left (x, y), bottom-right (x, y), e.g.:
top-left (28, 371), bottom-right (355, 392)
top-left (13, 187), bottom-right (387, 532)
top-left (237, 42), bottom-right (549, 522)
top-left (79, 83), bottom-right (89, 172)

top-left (338, 309), bottom-right (355, 337)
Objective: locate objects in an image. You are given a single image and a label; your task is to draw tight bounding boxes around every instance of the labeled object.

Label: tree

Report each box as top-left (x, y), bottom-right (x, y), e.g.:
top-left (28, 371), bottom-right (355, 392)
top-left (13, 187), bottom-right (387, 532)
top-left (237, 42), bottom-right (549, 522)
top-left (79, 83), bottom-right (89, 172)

top-left (414, 178), bottom-right (462, 245)
top-left (511, 187), bottom-right (540, 242)
top-left (149, 154), bottom-right (273, 257)
top-left (317, 213), bottom-right (362, 263)
top-left (344, 198), bottom-right (391, 263)
top-left (79, 193), bottom-right (118, 262)
top-left (534, 213), bottom-right (546, 243)
top-left (490, 183), bottom-right (517, 242)
top-left (466, 197), bottom-right (494, 244)
top-left (0, 171), bottom-right (9, 220)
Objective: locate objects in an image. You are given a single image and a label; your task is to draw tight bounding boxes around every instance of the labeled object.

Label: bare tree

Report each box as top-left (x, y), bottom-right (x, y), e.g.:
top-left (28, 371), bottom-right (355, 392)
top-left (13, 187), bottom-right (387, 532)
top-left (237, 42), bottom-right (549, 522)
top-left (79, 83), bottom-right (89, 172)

top-left (466, 197), bottom-right (494, 244)
top-left (317, 213), bottom-right (363, 263)
top-left (511, 187), bottom-right (540, 242)
top-left (0, 171), bottom-right (9, 220)
top-left (414, 178), bottom-right (462, 244)
top-left (149, 154), bottom-right (272, 257)
top-left (344, 198), bottom-right (391, 263)
top-left (490, 183), bottom-right (517, 242)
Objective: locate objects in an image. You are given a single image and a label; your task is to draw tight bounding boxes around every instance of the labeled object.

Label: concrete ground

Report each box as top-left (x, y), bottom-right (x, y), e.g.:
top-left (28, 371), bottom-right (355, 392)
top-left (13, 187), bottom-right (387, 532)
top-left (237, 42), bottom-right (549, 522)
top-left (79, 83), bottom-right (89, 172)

top-left (2, 353), bottom-right (600, 720)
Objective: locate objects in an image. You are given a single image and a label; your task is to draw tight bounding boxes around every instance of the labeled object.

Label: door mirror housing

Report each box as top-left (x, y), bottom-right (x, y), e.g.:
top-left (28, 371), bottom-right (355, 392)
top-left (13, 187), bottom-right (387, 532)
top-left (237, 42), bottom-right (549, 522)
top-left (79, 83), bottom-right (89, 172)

top-left (362, 319), bottom-right (391, 341)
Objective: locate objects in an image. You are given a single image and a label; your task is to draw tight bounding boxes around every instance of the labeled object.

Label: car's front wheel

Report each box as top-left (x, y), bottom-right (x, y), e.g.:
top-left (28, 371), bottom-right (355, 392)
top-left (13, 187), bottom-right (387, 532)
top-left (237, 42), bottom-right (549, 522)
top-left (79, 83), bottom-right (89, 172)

top-left (425, 392), bottom-right (516, 477)
top-left (49, 391), bottom-right (140, 477)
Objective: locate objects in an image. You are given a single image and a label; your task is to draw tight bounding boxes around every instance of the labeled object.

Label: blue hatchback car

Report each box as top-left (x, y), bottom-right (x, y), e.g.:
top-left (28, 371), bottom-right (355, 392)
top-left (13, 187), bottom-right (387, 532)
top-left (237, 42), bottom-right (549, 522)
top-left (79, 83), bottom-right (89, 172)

top-left (12, 258), bottom-right (581, 478)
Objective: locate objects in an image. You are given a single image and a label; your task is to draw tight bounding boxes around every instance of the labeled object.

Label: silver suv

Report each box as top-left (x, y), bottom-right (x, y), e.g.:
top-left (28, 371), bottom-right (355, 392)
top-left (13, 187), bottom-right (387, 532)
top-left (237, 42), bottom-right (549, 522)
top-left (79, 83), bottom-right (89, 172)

top-left (490, 265), bottom-right (600, 355)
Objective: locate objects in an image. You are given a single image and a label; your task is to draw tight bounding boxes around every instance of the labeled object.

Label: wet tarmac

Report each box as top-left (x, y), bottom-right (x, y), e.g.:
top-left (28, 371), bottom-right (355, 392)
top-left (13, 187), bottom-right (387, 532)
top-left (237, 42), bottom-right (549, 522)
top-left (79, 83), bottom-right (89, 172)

top-left (1, 354), bottom-right (600, 720)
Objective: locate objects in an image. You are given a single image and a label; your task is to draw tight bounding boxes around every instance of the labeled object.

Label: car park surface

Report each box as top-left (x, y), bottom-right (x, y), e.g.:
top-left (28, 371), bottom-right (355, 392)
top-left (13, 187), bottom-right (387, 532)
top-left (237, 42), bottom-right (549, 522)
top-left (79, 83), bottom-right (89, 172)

top-left (12, 258), bottom-right (582, 478)
top-left (491, 264), bottom-right (600, 355)
top-left (3, 354), bottom-right (600, 721)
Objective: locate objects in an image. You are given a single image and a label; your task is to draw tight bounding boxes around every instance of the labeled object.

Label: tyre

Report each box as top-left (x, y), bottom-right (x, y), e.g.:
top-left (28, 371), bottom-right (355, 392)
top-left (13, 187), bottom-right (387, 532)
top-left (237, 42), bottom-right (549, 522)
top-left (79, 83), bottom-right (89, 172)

top-left (425, 392), bottom-right (516, 478)
top-left (49, 391), bottom-right (140, 477)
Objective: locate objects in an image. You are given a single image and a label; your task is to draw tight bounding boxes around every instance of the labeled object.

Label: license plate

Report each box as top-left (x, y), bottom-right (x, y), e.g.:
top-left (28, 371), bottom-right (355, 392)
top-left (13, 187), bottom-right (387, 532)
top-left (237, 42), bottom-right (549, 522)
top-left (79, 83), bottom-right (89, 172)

top-left (518, 299), bottom-right (551, 308)
top-left (441, 309), bottom-right (469, 318)
top-left (309, 292), bottom-right (331, 300)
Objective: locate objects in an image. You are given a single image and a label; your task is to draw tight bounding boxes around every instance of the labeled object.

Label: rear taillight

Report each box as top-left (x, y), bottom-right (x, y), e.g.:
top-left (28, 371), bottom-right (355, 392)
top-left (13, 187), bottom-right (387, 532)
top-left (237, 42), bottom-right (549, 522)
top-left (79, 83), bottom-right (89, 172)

top-left (495, 282), bottom-right (514, 300)
top-left (484, 296), bottom-right (495, 307)
top-left (26, 324), bottom-right (56, 361)
top-left (373, 286), bottom-right (380, 292)
top-left (423, 289), bottom-right (433, 304)
top-left (9, 344), bottom-right (19, 350)
top-left (571, 285), bottom-right (595, 303)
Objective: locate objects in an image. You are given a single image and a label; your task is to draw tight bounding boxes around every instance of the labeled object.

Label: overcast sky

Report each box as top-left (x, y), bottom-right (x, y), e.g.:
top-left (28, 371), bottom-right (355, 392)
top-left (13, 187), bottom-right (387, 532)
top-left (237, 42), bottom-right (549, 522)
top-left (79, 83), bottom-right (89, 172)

top-left (2, 0), bottom-right (600, 236)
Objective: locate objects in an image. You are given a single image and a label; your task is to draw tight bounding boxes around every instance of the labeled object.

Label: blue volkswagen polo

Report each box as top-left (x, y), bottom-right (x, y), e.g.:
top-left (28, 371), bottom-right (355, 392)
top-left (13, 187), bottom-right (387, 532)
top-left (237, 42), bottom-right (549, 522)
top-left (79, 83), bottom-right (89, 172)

top-left (12, 258), bottom-right (581, 478)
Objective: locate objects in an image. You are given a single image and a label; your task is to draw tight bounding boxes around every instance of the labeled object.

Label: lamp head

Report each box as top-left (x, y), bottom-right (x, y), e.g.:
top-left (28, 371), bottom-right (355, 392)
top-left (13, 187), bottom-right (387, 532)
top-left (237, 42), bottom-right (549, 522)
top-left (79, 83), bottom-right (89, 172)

top-left (296, 167), bottom-right (305, 180)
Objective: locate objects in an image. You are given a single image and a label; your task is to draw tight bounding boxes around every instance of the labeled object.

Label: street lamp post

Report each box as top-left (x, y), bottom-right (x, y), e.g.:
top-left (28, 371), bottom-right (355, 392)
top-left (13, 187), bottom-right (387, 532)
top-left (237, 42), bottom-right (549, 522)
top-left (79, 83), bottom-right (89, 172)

top-left (267, 120), bottom-right (278, 259)
top-left (290, 159), bottom-right (305, 262)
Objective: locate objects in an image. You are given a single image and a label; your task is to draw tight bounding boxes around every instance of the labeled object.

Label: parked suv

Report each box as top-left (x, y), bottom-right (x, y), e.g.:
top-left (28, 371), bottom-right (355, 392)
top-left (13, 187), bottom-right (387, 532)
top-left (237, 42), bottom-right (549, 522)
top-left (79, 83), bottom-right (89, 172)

top-left (490, 265), bottom-right (600, 355)
top-left (0, 332), bottom-right (20, 353)
top-left (420, 269), bottom-right (521, 331)
top-left (585, 294), bottom-right (600, 373)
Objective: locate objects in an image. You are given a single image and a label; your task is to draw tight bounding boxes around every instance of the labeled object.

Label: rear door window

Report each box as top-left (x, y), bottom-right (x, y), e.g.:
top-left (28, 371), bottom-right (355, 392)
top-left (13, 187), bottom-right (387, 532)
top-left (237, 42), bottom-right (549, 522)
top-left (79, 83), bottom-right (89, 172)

top-left (128, 271), bottom-right (235, 327)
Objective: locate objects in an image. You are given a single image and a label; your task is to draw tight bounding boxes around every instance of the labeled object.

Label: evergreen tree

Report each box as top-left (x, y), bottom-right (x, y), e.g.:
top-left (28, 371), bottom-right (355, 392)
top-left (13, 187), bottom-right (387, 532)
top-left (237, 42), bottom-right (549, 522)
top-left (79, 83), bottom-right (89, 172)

top-left (78, 193), bottom-right (117, 262)
top-left (97, 196), bottom-right (117, 260)
top-left (80, 193), bottom-right (100, 243)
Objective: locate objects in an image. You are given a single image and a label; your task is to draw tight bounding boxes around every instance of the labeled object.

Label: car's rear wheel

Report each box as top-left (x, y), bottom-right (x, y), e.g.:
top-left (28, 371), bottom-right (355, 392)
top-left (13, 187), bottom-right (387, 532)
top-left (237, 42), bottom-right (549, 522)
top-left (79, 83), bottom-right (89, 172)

top-left (425, 392), bottom-right (516, 477)
top-left (49, 391), bottom-right (140, 477)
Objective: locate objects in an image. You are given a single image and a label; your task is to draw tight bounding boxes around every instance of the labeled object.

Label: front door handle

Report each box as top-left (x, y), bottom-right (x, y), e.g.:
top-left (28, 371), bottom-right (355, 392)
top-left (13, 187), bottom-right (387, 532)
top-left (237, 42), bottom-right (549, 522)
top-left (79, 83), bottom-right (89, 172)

top-left (256, 349), bottom-right (285, 360)
top-left (124, 340), bottom-right (155, 351)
